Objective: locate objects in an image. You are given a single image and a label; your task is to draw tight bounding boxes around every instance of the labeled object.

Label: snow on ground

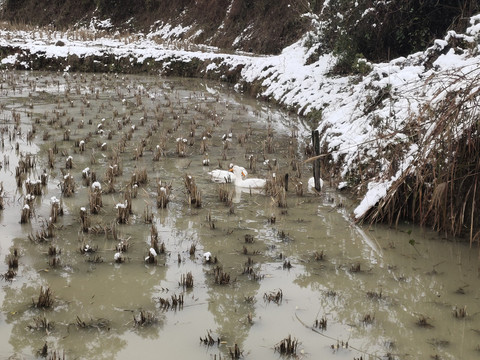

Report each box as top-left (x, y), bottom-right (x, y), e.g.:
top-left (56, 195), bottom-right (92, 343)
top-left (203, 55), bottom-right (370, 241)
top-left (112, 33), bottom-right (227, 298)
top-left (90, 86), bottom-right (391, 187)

top-left (1, 14), bottom-right (480, 219)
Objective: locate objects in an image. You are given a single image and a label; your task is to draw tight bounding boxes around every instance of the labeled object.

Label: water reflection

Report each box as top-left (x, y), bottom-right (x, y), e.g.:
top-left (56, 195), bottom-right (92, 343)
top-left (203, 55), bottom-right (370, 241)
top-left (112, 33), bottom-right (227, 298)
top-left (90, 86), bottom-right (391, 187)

top-left (0, 71), bottom-right (479, 360)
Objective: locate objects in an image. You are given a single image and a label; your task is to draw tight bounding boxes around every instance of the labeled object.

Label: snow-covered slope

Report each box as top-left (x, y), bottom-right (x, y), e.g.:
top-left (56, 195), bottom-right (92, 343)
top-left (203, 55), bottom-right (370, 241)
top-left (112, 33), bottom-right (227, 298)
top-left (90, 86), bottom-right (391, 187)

top-left (1, 13), bottom-right (480, 226)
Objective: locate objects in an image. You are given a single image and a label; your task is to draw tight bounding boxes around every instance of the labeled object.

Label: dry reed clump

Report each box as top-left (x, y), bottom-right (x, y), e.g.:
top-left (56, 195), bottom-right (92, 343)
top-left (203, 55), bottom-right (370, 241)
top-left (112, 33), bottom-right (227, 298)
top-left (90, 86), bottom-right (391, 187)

top-left (156, 180), bottom-right (172, 208)
top-left (213, 266), bottom-right (231, 285)
top-left (20, 204), bottom-right (32, 224)
top-left (356, 75), bottom-right (480, 245)
top-left (28, 220), bottom-right (55, 243)
top-left (0, 182), bottom-right (4, 210)
top-left (79, 207), bottom-right (90, 233)
top-left (133, 310), bottom-right (158, 327)
top-left (217, 184), bottom-right (233, 206)
top-left (150, 224), bottom-right (161, 254)
top-left (156, 293), bottom-right (184, 311)
top-left (49, 196), bottom-right (63, 223)
top-left (264, 289), bottom-right (283, 304)
top-left (200, 331), bottom-right (220, 346)
top-left (115, 201), bottom-right (129, 224)
top-left (131, 168), bottom-right (148, 186)
top-left (33, 286), bottom-right (54, 308)
top-left (7, 251), bottom-right (19, 270)
top-left (176, 137), bottom-right (188, 157)
top-left (180, 272), bottom-right (193, 289)
top-left (25, 178), bottom-right (42, 196)
top-left (275, 335), bottom-right (299, 356)
top-left (314, 316), bottom-right (328, 330)
top-left (60, 173), bottom-right (75, 197)
top-left (65, 155), bottom-right (73, 169)
top-left (82, 167), bottom-right (95, 186)
top-left (229, 344), bottom-right (242, 359)
top-left (144, 205), bottom-right (153, 223)
top-left (184, 174), bottom-right (202, 207)
top-left (89, 181), bottom-right (103, 214)
top-left (75, 315), bottom-right (110, 331)
top-left (27, 316), bottom-right (54, 333)
top-left (1, 269), bottom-right (16, 282)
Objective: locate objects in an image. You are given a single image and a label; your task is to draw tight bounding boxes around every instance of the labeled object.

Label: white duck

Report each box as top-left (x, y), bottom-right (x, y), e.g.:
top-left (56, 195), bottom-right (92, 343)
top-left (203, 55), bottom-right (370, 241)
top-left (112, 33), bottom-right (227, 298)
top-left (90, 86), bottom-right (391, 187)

top-left (229, 165), bottom-right (266, 189)
top-left (208, 164), bottom-right (248, 183)
top-left (308, 177), bottom-right (324, 192)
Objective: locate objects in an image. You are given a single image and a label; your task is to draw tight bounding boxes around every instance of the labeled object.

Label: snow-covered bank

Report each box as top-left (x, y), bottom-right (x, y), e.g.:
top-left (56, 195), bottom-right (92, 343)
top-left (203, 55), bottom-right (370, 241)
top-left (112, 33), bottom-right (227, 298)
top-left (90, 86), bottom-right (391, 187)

top-left (1, 14), bottom-right (480, 229)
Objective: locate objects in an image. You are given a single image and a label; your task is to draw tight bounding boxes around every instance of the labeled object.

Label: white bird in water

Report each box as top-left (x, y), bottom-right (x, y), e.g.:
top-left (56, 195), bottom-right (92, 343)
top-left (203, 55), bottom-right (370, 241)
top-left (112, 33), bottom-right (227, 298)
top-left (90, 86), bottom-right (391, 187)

top-left (208, 164), bottom-right (248, 183)
top-left (229, 165), bottom-right (266, 189)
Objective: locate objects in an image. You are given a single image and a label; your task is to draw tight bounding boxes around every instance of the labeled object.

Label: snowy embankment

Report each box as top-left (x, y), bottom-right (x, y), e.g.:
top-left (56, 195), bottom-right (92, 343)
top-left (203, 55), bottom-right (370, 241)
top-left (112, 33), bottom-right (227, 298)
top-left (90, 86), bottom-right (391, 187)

top-left (1, 14), bottom-right (480, 220)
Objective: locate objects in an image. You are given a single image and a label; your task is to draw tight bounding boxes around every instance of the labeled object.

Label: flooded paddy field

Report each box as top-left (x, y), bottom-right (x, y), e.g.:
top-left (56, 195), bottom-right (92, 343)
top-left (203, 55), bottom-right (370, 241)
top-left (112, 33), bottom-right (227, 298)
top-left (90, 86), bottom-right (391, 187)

top-left (0, 70), bottom-right (479, 360)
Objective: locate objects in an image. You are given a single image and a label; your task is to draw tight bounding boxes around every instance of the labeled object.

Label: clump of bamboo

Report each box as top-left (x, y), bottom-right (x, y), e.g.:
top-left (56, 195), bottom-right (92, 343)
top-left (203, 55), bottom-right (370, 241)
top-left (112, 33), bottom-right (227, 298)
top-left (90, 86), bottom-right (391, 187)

top-left (60, 173), bottom-right (75, 197)
top-left (89, 182), bottom-right (103, 214)
top-left (275, 335), bottom-right (298, 356)
top-left (33, 287), bottom-right (54, 308)
top-left (184, 174), bottom-right (201, 207)
top-left (180, 272), bottom-right (193, 289)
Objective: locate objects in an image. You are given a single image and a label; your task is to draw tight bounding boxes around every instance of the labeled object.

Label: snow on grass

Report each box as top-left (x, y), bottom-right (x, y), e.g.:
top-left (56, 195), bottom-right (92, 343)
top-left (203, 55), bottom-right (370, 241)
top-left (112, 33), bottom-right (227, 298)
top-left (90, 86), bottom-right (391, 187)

top-left (1, 13), bottom-right (480, 219)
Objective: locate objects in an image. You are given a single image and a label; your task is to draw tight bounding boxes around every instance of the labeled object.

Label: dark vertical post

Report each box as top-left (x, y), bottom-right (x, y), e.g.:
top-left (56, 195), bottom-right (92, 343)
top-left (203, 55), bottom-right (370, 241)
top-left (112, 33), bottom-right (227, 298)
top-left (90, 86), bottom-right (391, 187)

top-left (312, 130), bottom-right (321, 191)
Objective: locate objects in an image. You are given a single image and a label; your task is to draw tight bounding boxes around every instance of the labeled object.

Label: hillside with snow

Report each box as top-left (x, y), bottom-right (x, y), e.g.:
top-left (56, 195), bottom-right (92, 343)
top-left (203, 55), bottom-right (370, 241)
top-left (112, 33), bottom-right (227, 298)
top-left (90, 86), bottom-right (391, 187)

top-left (1, 1), bottom-right (480, 240)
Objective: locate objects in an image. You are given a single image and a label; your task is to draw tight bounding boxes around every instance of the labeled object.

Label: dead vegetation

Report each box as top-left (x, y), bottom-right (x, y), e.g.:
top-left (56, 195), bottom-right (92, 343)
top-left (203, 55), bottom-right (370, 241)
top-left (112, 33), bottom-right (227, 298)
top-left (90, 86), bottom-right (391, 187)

top-left (357, 75), bottom-right (480, 245)
top-left (33, 286), bottom-right (54, 308)
top-left (275, 335), bottom-right (299, 356)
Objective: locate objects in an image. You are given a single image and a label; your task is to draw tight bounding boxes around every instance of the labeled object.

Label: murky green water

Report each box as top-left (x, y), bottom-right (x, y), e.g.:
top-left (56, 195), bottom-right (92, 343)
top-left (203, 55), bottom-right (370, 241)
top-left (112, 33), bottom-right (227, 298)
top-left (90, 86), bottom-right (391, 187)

top-left (0, 71), bottom-right (479, 360)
